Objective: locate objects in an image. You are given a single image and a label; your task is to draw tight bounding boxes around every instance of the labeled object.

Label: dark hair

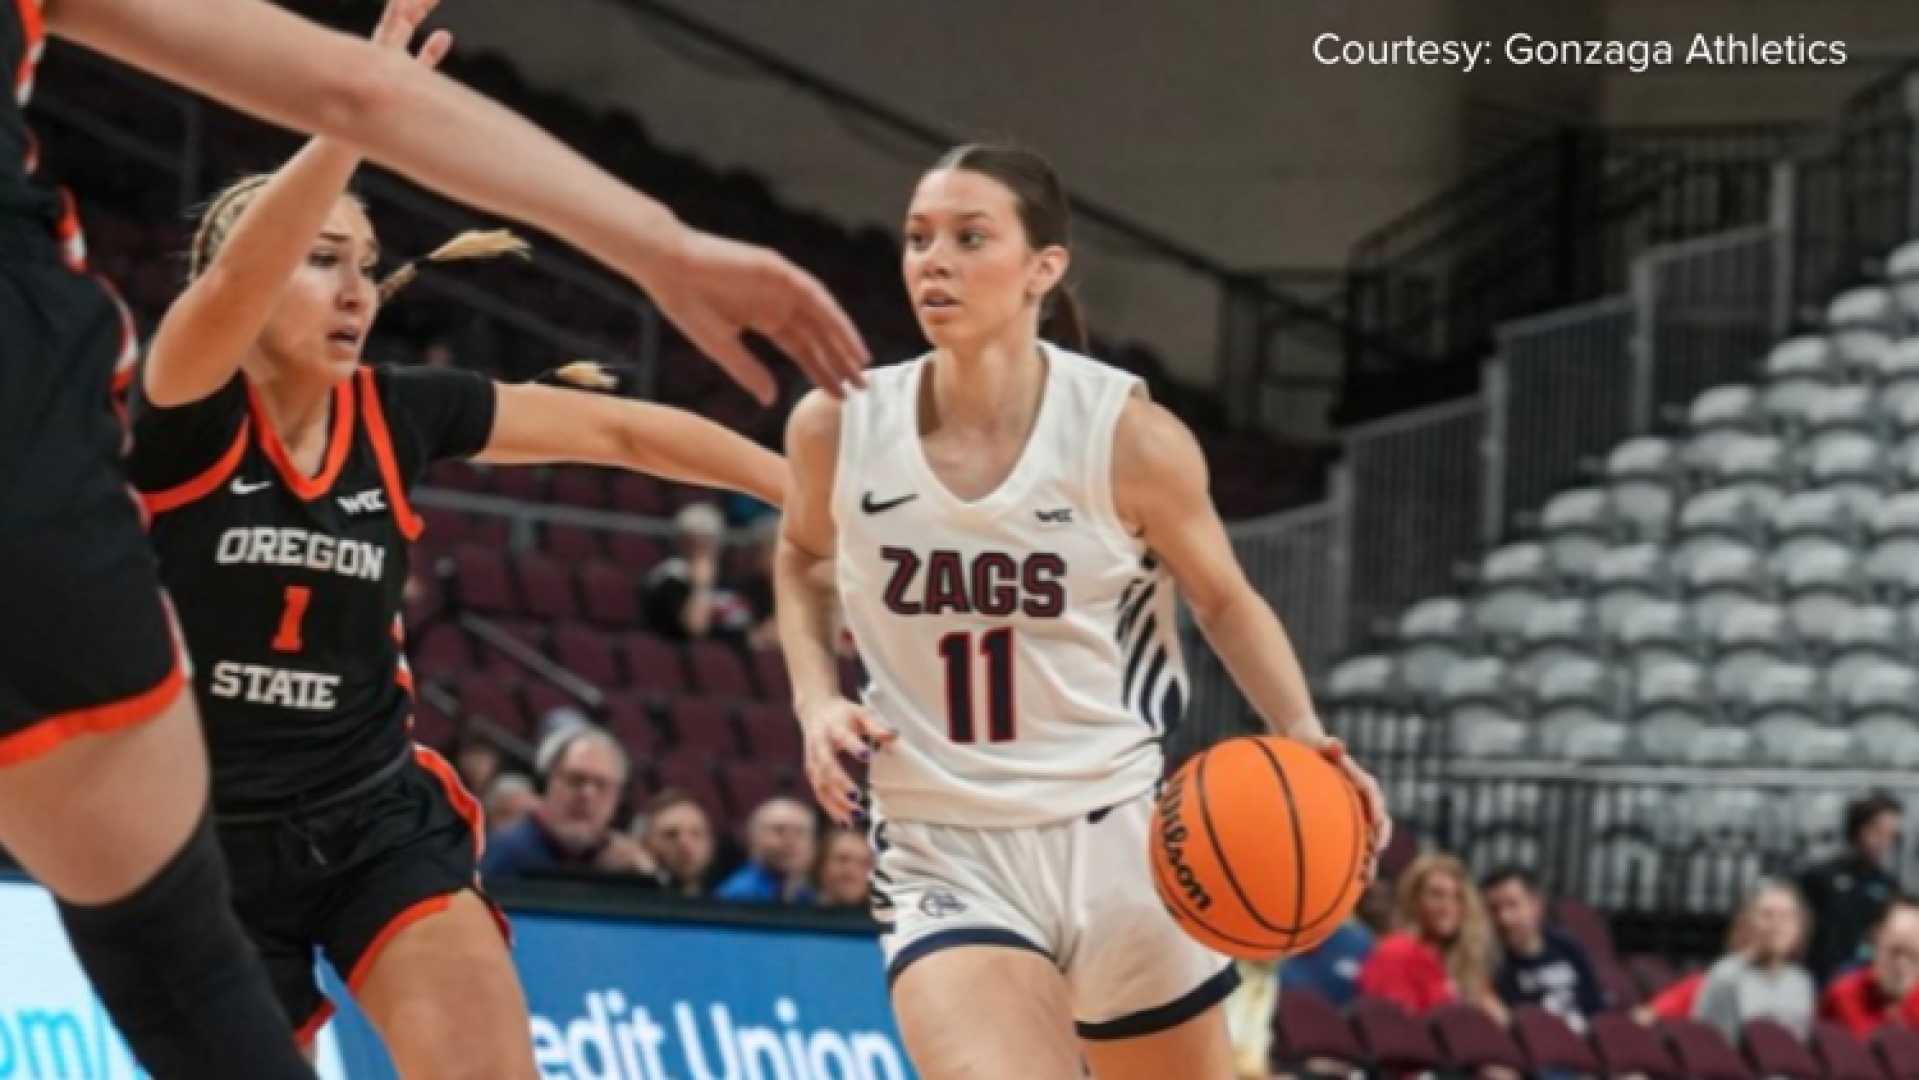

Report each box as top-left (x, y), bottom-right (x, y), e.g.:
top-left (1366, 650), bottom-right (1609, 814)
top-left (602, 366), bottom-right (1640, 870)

top-left (1875, 895), bottom-right (1919, 937)
top-left (931, 143), bottom-right (1087, 352)
top-left (1479, 864), bottom-right (1539, 895)
top-left (640, 787), bottom-right (708, 820)
top-left (1847, 791), bottom-right (1903, 846)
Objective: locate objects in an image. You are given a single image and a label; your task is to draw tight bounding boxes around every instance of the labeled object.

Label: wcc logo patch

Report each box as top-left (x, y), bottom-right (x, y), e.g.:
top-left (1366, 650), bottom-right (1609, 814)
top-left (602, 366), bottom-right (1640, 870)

top-left (918, 889), bottom-right (968, 918)
top-left (337, 489), bottom-right (388, 515)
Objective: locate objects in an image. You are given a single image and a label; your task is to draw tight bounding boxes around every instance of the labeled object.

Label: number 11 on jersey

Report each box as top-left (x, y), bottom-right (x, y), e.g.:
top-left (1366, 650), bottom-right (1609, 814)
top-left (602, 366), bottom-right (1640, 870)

top-left (938, 628), bottom-right (1016, 743)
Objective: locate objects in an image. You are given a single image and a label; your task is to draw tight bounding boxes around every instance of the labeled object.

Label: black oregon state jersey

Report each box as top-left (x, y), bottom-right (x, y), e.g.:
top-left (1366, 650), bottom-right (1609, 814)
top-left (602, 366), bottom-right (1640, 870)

top-left (3, 0), bottom-right (77, 262)
top-left (127, 364), bottom-right (495, 812)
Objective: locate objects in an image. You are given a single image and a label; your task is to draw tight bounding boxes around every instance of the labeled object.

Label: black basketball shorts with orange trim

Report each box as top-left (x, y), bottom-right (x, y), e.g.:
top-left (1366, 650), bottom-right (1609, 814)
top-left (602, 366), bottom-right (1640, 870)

top-left (215, 746), bottom-right (508, 1046)
top-left (0, 259), bottom-right (183, 761)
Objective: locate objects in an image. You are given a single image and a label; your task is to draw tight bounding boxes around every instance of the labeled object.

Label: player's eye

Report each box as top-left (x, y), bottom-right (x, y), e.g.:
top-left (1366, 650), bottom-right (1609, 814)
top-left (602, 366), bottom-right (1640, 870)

top-left (308, 251), bottom-right (338, 269)
top-left (959, 229), bottom-right (986, 249)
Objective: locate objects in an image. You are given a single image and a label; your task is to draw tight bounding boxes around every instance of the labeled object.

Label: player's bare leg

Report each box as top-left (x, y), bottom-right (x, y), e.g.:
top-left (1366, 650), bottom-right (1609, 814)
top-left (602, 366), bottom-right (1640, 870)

top-left (891, 946), bottom-right (1083, 1080)
top-left (353, 890), bottom-right (538, 1080)
top-left (1080, 1002), bottom-right (1235, 1080)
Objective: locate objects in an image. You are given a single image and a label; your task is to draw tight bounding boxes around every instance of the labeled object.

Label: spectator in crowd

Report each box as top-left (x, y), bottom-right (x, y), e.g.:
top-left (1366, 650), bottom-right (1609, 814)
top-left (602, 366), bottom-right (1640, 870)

top-left (1281, 879), bottom-right (1392, 1009)
top-left (1482, 865), bottom-right (1608, 1032)
top-left (739, 517), bottom-right (781, 651)
top-left (1357, 853), bottom-right (1503, 1020)
top-left (481, 726), bottom-right (654, 882)
top-left (1693, 880), bottom-right (1816, 1041)
top-left (814, 827), bottom-right (874, 908)
top-left (643, 502), bottom-right (755, 643)
top-left (636, 788), bottom-right (719, 898)
top-left (538, 704), bottom-right (593, 743)
top-left (450, 733), bottom-right (504, 796)
top-left (1821, 898), bottom-right (1919, 1038)
top-left (715, 796), bottom-right (818, 904)
top-left (1799, 792), bottom-right (1903, 985)
top-left (483, 774), bottom-right (539, 835)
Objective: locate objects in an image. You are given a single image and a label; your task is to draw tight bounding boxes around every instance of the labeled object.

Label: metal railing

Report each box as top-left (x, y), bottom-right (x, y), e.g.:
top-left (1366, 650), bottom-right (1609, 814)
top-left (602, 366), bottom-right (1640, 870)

top-left (1343, 396), bottom-right (1489, 640)
top-left (1636, 221), bottom-right (1791, 424)
top-left (1793, 64), bottom-right (1919, 312)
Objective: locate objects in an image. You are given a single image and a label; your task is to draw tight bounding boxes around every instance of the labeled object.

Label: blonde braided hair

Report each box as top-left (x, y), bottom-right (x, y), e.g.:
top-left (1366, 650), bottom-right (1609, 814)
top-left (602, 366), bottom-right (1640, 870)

top-left (188, 176), bottom-right (530, 302)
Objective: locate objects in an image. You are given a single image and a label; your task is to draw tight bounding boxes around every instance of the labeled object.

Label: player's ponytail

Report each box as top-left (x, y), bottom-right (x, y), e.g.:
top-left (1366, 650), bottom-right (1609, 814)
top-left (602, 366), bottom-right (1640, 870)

top-left (1041, 285), bottom-right (1089, 353)
top-left (935, 143), bottom-right (1089, 352)
top-left (377, 229), bottom-right (530, 302)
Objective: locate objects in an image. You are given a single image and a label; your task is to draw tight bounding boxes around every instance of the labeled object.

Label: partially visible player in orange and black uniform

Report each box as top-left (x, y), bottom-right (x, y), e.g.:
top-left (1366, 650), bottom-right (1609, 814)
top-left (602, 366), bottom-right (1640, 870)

top-left (125, 32), bottom-right (789, 1066)
top-left (2, 0), bottom-right (866, 1072)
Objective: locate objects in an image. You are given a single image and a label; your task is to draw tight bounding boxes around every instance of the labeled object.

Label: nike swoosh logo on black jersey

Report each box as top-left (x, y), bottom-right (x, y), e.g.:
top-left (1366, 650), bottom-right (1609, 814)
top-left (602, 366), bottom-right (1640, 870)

top-left (230, 478), bottom-right (272, 496)
top-left (861, 492), bottom-right (919, 514)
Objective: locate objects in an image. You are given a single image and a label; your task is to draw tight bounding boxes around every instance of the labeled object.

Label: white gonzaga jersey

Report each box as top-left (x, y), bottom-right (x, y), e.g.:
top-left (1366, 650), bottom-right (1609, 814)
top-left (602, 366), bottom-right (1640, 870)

top-left (835, 343), bottom-right (1187, 827)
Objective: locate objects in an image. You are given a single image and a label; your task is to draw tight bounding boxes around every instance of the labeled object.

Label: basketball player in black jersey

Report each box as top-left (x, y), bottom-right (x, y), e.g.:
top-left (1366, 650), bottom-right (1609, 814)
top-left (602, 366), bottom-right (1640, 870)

top-left (124, 9), bottom-right (795, 1073)
top-left (1, 0), bottom-right (863, 1074)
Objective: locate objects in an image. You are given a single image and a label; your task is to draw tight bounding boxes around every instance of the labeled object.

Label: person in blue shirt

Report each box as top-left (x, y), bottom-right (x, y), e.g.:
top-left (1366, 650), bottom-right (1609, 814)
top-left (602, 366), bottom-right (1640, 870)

top-left (482, 726), bottom-right (654, 882)
top-left (1482, 865), bottom-right (1608, 1032)
top-left (716, 795), bottom-right (819, 904)
top-left (1280, 920), bottom-right (1376, 1008)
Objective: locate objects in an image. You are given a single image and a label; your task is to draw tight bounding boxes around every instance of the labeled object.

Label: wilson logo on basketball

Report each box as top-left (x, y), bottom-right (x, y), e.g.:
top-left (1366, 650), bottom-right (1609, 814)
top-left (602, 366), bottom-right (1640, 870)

top-left (1156, 773), bottom-right (1212, 911)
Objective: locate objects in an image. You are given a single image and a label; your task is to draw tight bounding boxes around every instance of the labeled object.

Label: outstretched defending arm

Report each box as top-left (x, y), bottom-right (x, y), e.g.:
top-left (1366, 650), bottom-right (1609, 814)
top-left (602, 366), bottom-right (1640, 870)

top-left (48, 0), bottom-right (869, 402)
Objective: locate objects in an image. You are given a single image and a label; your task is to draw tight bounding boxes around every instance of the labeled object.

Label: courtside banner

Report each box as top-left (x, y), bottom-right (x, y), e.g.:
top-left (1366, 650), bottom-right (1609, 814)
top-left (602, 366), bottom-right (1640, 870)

top-left (0, 877), bottom-right (910, 1079)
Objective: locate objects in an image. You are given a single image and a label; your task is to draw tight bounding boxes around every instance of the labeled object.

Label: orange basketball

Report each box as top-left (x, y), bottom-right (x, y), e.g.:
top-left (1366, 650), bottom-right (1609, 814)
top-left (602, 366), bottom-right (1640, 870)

top-left (1149, 735), bottom-right (1368, 960)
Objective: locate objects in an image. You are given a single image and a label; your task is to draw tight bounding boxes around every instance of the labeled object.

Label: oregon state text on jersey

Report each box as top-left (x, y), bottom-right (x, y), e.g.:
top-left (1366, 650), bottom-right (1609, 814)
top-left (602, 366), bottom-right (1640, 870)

top-left (128, 364), bottom-right (495, 812)
top-left (834, 344), bottom-right (1187, 827)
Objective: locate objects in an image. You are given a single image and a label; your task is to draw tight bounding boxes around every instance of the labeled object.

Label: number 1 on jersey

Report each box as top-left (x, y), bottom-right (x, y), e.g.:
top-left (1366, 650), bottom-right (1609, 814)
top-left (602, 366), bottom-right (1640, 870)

top-left (938, 628), bottom-right (1016, 743)
top-left (272, 585), bottom-right (312, 653)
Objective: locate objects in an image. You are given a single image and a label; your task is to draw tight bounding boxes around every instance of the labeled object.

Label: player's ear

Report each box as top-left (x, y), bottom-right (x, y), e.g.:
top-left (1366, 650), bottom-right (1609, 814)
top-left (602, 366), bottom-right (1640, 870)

top-left (1028, 244), bottom-right (1069, 300)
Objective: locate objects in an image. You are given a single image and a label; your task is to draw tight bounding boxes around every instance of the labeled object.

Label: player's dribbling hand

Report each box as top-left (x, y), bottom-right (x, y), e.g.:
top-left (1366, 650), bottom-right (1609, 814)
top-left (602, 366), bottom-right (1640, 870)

top-left (1304, 735), bottom-right (1392, 885)
top-left (370, 0), bottom-right (452, 68)
top-left (643, 231), bottom-right (871, 407)
top-left (798, 698), bottom-right (896, 827)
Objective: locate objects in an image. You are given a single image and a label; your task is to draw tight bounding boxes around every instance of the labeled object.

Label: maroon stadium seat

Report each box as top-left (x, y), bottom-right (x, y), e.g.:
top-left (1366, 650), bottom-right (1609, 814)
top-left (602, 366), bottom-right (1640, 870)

top-left (1553, 897), bottom-right (1620, 966)
top-left (652, 750), bottom-right (724, 824)
top-left (1741, 1019), bottom-right (1821, 1080)
top-left (1813, 1021), bottom-right (1887, 1080)
top-left (739, 703), bottom-right (804, 762)
top-left (412, 621), bottom-right (473, 676)
top-left (719, 760), bottom-right (788, 819)
top-left (750, 648), bottom-right (792, 705)
top-left (1627, 953), bottom-right (1680, 999)
top-left (475, 618), bottom-right (550, 674)
top-left (1510, 1005), bottom-right (1600, 1075)
top-left (1595, 958), bottom-right (1642, 1008)
top-left (404, 571), bottom-right (444, 627)
top-left (452, 545), bottom-right (518, 614)
top-left (1589, 1012), bottom-right (1681, 1079)
top-left (549, 467), bottom-right (610, 509)
top-left (610, 473), bottom-right (670, 516)
top-left (514, 552), bottom-right (579, 621)
top-left (1428, 1003), bottom-right (1527, 1072)
top-left (1348, 997), bottom-right (1444, 1074)
top-left (494, 467), bottom-right (549, 503)
top-left (601, 692), bottom-right (662, 759)
top-left (668, 697), bottom-right (740, 758)
top-left (522, 682), bottom-right (583, 731)
top-left (1660, 1018), bottom-right (1754, 1080)
top-left (409, 699), bottom-right (454, 750)
top-left (543, 522), bottom-right (604, 561)
top-left (1269, 989), bottom-right (1366, 1073)
top-left (581, 561), bottom-right (641, 627)
top-left (454, 674), bottom-right (528, 739)
top-left (606, 532), bottom-right (665, 572)
top-left (621, 632), bottom-right (687, 694)
top-left (1873, 1024), bottom-right (1919, 1079)
top-left (552, 623), bottom-right (622, 688)
top-left (420, 506), bottom-right (476, 547)
top-left (687, 639), bottom-right (752, 698)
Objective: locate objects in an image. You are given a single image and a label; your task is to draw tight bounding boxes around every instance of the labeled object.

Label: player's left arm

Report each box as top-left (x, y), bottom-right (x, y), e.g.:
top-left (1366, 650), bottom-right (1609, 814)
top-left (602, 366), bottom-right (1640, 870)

top-left (475, 381), bottom-right (787, 508)
top-left (1113, 396), bottom-right (1390, 861)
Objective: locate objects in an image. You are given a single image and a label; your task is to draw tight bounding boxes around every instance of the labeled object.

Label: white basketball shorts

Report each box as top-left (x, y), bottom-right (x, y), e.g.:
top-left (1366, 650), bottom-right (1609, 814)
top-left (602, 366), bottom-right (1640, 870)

top-left (870, 786), bottom-right (1238, 1040)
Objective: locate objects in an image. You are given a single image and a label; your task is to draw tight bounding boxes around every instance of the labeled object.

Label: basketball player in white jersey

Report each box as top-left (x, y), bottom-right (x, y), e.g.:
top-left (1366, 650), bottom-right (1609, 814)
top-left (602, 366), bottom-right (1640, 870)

top-left (774, 144), bottom-right (1390, 1079)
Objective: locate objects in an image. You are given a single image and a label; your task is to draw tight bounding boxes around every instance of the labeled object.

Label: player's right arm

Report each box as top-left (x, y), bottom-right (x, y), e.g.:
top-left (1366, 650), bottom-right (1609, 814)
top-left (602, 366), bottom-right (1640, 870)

top-left (44, 0), bottom-right (868, 402)
top-left (775, 390), bottom-right (892, 826)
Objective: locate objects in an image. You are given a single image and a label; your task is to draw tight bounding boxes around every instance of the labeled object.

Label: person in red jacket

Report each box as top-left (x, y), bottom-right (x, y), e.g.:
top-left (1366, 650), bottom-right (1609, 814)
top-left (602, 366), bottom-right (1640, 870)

top-left (1824, 898), bottom-right (1919, 1037)
top-left (1357, 853), bottom-right (1504, 1020)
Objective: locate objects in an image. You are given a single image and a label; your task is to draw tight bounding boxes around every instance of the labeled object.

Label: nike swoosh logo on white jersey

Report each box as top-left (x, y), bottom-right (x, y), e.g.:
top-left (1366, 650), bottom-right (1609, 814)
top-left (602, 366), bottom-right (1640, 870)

top-left (229, 478), bottom-right (272, 496)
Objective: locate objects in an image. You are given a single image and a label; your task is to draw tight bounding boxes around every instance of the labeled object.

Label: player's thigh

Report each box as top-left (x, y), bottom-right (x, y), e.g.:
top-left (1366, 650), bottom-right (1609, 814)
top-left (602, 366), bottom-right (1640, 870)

top-left (892, 945), bottom-right (1082, 1080)
top-left (351, 890), bottom-right (535, 1080)
top-left (1079, 1000), bottom-right (1234, 1080)
top-left (0, 681), bottom-right (206, 904)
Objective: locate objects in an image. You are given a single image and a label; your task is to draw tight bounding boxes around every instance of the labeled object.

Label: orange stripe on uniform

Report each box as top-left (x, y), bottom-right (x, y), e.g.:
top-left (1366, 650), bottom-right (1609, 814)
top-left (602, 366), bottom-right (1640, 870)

top-left (293, 1002), bottom-right (336, 1052)
top-left (343, 894), bottom-right (452, 993)
top-left (248, 378), bottom-right (353, 500)
top-left (356, 368), bottom-right (424, 542)
top-left (13, 0), bottom-right (42, 105)
top-left (0, 651), bottom-right (184, 769)
top-left (140, 419), bottom-right (251, 515)
top-left (413, 745), bottom-right (485, 860)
